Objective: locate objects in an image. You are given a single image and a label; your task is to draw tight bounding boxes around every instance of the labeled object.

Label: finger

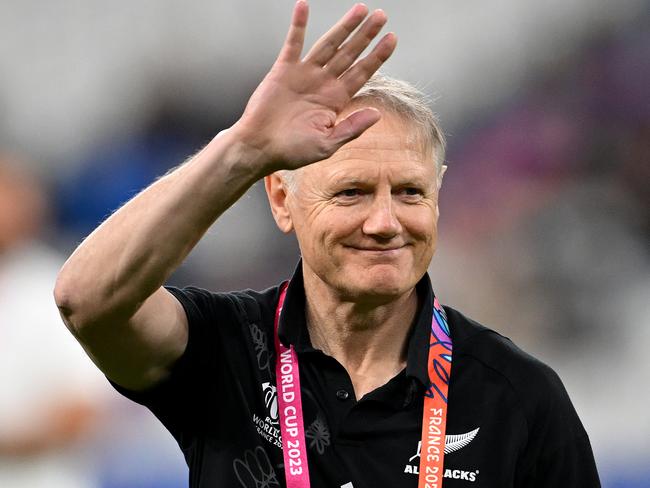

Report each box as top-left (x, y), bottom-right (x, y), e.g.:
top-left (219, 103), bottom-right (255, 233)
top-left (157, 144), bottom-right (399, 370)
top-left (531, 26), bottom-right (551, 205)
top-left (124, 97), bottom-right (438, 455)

top-left (278, 0), bottom-right (309, 63)
top-left (302, 3), bottom-right (368, 66)
top-left (329, 107), bottom-right (381, 146)
top-left (325, 9), bottom-right (387, 77)
top-left (340, 32), bottom-right (397, 97)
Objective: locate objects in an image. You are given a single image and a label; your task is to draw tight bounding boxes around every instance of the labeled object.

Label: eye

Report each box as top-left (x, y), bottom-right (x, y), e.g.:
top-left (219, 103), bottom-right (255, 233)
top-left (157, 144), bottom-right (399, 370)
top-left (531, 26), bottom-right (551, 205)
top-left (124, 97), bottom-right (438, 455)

top-left (336, 188), bottom-right (363, 198)
top-left (333, 188), bottom-right (366, 205)
top-left (397, 187), bottom-right (424, 200)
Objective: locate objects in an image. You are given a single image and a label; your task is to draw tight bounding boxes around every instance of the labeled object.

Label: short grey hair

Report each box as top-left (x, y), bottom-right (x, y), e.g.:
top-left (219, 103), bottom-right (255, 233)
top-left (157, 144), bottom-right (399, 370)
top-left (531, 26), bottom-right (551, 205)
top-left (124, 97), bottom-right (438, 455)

top-left (281, 73), bottom-right (446, 191)
top-left (350, 72), bottom-right (446, 169)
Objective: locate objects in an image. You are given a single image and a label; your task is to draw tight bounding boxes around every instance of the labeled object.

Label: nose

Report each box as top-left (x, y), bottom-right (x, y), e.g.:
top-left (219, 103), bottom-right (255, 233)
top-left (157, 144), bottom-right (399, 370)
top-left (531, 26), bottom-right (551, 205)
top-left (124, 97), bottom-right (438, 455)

top-left (362, 192), bottom-right (401, 239)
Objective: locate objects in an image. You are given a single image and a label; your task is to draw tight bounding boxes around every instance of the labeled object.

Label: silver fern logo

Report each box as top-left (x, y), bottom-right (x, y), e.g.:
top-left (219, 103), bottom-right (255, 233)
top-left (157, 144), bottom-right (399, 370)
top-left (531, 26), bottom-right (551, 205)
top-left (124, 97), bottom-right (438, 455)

top-left (405, 428), bottom-right (480, 476)
top-left (444, 428), bottom-right (480, 454)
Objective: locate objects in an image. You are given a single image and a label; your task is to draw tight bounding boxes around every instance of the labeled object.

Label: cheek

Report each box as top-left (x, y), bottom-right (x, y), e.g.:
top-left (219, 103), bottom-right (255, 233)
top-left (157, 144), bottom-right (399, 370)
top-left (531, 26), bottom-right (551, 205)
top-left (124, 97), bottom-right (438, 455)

top-left (318, 207), bottom-right (362, 237)
top-left (293, 208), bottom-right (350, 256)
top-left (288, 198), bottom-right (324, 236)
top-left (405, 206), bottom-right (438, 239)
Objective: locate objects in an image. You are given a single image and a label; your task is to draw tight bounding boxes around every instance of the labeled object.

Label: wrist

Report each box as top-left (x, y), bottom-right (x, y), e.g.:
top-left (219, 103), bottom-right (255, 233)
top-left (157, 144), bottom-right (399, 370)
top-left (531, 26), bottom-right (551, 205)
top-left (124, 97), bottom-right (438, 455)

top-left (219, 121), bottom-right (280, 178)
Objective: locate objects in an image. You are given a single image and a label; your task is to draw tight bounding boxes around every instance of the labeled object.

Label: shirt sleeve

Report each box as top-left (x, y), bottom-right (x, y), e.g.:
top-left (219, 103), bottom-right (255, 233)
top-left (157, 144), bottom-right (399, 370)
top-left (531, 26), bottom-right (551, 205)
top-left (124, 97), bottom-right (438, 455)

top-left (530, 434), bottom-right (600, 488)
top-left (108, 285), bottom-right (236, 451)
top-left (516, 365), bottom-right (601, 487)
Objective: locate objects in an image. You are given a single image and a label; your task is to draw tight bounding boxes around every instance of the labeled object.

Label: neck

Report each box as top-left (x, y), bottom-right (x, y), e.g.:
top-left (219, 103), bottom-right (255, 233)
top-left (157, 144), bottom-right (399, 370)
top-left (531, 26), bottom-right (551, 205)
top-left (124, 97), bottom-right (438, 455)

top-left (302, 266), bottom-right (418, 399)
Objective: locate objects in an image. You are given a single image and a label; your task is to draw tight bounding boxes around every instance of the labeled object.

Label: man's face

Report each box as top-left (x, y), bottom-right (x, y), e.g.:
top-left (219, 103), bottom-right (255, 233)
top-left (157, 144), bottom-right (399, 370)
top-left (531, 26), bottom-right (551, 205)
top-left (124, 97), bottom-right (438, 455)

top-left (283, 112), bottom-right (441, 302)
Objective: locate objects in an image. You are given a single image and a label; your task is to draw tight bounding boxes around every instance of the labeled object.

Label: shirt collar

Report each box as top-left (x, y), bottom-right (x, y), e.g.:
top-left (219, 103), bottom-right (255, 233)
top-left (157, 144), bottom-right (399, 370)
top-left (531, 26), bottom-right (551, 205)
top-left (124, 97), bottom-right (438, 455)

top-left (277, 260), bottom-right (437, 389)
top-left (277, 261), bottom-right (314, 353)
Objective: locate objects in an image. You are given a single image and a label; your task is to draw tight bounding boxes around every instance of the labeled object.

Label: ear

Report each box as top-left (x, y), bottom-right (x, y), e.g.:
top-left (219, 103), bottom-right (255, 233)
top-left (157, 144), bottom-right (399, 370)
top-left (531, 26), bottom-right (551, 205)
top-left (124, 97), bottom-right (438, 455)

top-left (264, 173), bottom-right (294, 233)
top-left (437, 164), bottom-right (448, 189)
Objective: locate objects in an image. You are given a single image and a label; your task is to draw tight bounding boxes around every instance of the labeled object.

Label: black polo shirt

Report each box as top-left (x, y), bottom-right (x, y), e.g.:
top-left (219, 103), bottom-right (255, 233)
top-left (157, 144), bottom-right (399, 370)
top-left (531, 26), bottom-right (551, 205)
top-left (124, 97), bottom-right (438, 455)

top-left (111, 265), bottom-right (600, 487)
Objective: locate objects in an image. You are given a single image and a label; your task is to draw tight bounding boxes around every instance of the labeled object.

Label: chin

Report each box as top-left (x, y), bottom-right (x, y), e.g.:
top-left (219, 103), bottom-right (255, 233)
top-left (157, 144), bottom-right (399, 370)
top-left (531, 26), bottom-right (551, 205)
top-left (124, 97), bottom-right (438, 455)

top-left (339, 267), bottom-right (413, 302)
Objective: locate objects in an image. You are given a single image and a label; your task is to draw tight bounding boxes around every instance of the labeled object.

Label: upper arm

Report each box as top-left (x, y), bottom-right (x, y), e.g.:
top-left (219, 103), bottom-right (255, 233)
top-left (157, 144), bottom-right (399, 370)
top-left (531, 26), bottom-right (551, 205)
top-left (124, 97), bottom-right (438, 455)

top-left (72, 287), bottom-right (189, 391)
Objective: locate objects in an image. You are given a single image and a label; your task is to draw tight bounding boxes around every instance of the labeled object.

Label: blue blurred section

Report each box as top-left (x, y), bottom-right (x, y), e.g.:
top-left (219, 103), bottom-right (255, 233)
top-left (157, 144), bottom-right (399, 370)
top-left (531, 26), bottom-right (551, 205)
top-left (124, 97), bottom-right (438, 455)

top-left (55, 96), bottom-right (224, 239)
top-left (101, 475), bottom-right (185, 488)
top-left (57, 135), bottom-right (184, 237)
top-left (602, 468), bottom-right (650, 488)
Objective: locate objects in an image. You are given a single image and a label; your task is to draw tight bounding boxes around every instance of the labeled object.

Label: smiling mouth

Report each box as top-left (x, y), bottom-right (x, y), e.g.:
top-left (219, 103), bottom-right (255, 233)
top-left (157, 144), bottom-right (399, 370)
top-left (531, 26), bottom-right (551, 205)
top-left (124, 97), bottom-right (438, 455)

top-left (347, 245), bottom-right (406, 253)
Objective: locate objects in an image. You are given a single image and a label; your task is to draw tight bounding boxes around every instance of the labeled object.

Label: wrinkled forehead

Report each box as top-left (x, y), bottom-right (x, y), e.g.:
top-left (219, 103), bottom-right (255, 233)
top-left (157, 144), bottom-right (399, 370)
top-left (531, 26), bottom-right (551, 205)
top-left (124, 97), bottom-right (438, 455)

top-left (339, 101), bottom-right (435, 159)
top-left (298, 115), bottom-right (437, 187)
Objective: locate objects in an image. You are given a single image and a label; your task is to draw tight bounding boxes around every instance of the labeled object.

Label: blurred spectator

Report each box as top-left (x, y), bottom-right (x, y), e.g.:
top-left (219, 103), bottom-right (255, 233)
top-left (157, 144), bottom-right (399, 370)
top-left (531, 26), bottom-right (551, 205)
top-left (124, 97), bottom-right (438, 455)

top-left (0, 157), bottom-right (109, 488)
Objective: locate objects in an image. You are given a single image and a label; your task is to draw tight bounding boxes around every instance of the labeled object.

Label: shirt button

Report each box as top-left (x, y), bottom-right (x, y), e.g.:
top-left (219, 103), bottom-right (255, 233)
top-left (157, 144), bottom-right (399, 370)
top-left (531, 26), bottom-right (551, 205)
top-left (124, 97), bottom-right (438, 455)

top-left (336, 389), bottom-right (350, 401)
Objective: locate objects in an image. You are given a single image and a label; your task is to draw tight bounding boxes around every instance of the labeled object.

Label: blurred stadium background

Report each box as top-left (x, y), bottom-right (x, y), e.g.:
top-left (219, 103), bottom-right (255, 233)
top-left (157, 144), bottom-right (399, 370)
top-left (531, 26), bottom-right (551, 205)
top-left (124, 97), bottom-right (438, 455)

top-left (1, 0), bottom-right (648, 487)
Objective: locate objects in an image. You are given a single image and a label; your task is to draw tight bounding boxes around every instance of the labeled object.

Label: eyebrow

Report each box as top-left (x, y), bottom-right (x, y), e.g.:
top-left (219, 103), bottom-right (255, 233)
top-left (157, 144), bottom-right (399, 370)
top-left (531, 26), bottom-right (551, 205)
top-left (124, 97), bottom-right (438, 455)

top-left (327, 174), bottom-right (432, 189)
top-left (328, 177), bottom-right (369, 188)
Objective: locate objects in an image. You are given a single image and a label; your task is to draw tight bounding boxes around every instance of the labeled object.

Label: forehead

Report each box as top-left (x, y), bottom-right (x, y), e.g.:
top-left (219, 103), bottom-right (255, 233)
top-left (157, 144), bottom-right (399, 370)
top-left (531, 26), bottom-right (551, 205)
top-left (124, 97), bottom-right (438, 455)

top-left (302, 113), bottom-right (436, 184)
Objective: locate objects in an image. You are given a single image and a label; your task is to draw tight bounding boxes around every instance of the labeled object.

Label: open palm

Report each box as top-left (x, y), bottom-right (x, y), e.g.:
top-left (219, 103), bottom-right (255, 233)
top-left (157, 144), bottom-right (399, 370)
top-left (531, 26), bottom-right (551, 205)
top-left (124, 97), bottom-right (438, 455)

top-left (235, 1), bottom-right (397, 171)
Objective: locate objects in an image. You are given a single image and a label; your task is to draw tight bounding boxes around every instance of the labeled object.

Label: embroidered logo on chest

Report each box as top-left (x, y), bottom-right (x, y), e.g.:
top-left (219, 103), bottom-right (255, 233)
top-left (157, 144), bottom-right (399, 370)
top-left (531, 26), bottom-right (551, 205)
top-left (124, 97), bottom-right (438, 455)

top-left (404, 428), bottom-right (481, 482)
top-left (251, 383), bottom-right (282, 449)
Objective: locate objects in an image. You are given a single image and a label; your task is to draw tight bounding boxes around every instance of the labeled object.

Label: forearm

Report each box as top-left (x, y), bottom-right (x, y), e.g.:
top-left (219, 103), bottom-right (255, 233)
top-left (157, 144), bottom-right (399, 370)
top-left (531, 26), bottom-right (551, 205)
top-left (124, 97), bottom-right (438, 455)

top-left (55, 126), bottom-right (266, 332)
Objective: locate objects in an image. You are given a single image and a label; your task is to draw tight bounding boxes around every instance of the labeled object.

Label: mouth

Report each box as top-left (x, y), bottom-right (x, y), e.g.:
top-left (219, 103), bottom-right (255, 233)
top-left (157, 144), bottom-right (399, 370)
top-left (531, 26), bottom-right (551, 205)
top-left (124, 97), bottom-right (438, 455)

top-left (345, 245), bottom-right (407, 255)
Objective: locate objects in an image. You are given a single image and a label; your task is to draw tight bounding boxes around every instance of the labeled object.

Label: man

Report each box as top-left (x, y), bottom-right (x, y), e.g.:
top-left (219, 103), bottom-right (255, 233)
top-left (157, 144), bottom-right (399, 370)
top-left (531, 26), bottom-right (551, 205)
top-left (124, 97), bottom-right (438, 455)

top-left (55, 2), bottom-right (600, 487)
top-left (0, 160), bottom-right (107, 488)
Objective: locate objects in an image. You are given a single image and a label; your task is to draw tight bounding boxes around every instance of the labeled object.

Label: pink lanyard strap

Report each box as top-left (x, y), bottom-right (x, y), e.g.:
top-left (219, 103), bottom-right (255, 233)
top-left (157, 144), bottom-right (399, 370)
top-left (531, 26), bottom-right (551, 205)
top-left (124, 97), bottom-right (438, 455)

top-left (274, 283), bottom-right (310, 488)
top-left (273, 282), bottom-right (453, 488)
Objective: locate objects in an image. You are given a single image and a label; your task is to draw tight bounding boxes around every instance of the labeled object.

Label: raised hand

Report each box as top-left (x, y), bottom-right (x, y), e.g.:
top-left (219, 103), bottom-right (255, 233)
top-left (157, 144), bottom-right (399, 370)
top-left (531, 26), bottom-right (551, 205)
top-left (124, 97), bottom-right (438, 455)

top-left (233, 1), bottom-right (397, 172)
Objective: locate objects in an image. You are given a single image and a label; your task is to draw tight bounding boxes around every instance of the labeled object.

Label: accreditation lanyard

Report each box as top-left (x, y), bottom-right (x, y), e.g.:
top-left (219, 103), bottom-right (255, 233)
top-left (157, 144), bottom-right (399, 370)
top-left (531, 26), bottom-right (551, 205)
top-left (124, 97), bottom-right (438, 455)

top-left (273, 282), bottom-right (453, 488)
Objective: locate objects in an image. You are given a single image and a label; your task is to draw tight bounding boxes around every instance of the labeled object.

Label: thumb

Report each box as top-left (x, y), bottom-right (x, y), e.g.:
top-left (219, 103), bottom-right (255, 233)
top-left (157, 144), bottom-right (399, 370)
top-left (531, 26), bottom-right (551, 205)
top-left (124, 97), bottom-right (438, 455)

top-left (329, 107), bottom-right (381, 147)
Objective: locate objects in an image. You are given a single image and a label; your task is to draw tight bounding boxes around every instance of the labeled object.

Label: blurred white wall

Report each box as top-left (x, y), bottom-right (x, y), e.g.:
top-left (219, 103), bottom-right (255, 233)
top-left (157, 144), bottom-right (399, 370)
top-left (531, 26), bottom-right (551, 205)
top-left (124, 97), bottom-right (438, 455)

top-left (1, 0), bottom-right (646, 174)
